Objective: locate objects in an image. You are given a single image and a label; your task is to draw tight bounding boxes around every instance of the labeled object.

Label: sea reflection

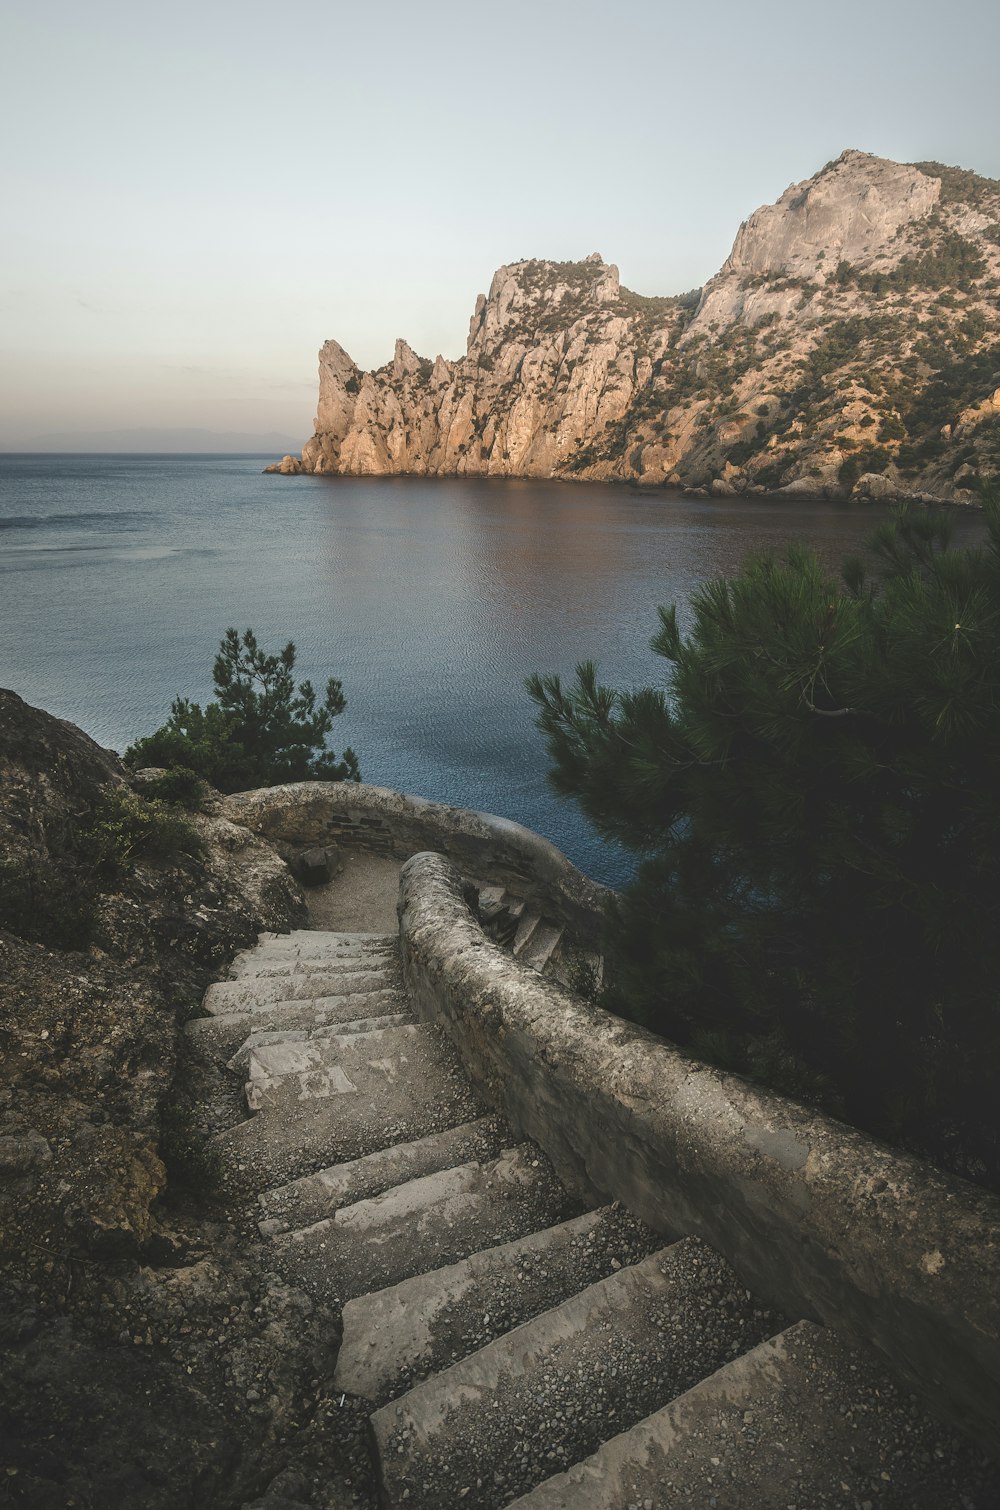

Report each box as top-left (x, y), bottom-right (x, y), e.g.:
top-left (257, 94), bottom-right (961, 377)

top-left (1, 457), bottom-right (983, 887)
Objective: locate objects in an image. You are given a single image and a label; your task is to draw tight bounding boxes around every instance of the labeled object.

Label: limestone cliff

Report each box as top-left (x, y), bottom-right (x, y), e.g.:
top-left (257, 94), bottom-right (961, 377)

top-left (274, 152), bottom-right (1000, 501)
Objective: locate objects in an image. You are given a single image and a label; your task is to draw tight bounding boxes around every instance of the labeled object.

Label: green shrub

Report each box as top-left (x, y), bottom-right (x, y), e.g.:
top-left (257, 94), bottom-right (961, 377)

top-left (725, 438), bottom-right (757, 467)
top-left (911, 161), bottom-right (1000, 209)
top-left (857, 233), bottom-right (986, 296)
top-left (141, 765), bottom-right (206, 808)
top-left (127, 628), bottom-right (361, 794)
top-left (78, 787), bottom-right (202, 881)
top-left (529, 502), bottom-right (1000, 1188)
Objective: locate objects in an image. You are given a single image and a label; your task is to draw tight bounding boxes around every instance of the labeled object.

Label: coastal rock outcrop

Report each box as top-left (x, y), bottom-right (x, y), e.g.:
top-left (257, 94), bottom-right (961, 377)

top-left (686, 151), bottom-right (942, 336)
top-left (0, 689), bottom-right (305, 1264)
top-left (290, 256), bottom-right (675, 483)
top-left (273, 151), bottom-right (1000, 501)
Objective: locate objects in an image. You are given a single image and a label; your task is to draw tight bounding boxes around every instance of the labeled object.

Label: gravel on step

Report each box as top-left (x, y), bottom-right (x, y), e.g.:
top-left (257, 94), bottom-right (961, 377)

top-left (504, 1320), bottom-right (1000, 1510)
top-left (257, 1114), bottom-right (513, 1234)
top-left (229, 941), bottom-right (397, 968)
top-left (374, 1237), bottom-right (783, 1510)
top-left (337, 1203), bottom-right (664, 1403)
top-left (212, 1023), bottom-right (486, 1196)
top-left (272, 1142), bottom-right (584, 1305)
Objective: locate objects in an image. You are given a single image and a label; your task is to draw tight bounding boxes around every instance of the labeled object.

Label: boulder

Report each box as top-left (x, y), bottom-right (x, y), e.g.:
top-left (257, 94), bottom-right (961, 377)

top-left (295, 845), bottom-right (341, 887)
top-left (852, 472), bottom-right (901, 501)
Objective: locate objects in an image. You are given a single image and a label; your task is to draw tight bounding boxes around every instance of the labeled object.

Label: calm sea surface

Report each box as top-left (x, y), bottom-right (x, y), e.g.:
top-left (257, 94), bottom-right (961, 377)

top-left (1, 455), bottom-right (977, 887)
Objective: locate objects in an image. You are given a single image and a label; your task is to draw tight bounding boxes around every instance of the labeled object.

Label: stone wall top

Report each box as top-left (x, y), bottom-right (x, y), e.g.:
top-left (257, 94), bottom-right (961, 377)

top-left (219, 781), bottom-right (611, 935)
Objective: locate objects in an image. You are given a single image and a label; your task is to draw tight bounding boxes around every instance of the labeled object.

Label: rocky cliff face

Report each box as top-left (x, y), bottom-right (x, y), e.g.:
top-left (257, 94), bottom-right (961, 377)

top-left (0, 692), bottom-right (326, 1506)
top-left (284, 253), bottom-right (683, 483)
top-left (686, 153), bottom-right (942, 336)
top-left (274, 151), bottom-right (1000, 502)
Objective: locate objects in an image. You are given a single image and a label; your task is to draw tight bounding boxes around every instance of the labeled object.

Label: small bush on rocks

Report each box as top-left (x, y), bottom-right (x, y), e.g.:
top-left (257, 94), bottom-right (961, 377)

top-left (141, 765), bottom-right (207, 808)
top-left (127, 627), bottom-right (361, 793)
top-left (78, 788), bottom-right (203, 881)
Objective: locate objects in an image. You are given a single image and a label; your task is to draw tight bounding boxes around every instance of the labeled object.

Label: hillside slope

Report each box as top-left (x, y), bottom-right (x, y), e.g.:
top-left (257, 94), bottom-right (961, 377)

top-left (0, 692), bottom-right (321, 1505)
top-left (274, 151), bottom-right (1000, 502)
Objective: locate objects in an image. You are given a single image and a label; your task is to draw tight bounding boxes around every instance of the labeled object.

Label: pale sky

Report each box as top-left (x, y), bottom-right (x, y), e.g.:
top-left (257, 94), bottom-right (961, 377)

top-left (2, 0), bottom-right (999, 449)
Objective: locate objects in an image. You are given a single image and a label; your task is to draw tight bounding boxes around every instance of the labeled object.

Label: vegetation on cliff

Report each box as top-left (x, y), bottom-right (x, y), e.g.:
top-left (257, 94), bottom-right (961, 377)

top-left (284, 151), bottom-right (1000, 503)
top-left (530, 502), bottom-right (1000, 1188)
top-left (126, 627), bottom-right (361, 792)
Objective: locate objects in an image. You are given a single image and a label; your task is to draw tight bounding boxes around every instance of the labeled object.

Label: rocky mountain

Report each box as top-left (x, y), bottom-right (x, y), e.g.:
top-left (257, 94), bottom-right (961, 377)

top-left (272, 151), bottom-right (1000, 502)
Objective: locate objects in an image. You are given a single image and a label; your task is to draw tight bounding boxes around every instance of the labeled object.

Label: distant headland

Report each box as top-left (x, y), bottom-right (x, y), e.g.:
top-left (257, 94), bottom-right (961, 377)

top-left (270, 151), bottom-right (1000, 504)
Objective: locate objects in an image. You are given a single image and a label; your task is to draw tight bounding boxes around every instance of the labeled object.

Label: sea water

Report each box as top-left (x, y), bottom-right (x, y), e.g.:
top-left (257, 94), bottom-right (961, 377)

top-left (2, 455), bottom-right (958, 887)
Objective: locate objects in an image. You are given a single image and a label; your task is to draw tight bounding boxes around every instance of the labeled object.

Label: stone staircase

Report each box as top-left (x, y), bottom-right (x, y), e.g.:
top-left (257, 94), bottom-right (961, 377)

top-left (475, 885), bottom-right (602, 993)
top-left (187, 926), bottom-right (998, 1509)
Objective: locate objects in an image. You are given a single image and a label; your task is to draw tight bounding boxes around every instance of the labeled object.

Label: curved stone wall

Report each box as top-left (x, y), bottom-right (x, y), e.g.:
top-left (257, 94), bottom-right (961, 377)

top-left (398, 849), bottom-right (1000, 1455)
top-left (220, 781), bottom-right (610, 935)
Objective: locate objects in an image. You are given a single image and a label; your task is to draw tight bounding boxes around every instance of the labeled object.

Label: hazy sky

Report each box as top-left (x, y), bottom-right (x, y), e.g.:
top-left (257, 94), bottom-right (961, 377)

top-left (3, 0), bottom-right (999, 449)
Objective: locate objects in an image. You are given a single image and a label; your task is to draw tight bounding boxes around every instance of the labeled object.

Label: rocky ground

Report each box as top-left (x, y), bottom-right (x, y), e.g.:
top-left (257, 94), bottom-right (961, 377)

top-left (0, 690), bottom-right (360, 1508)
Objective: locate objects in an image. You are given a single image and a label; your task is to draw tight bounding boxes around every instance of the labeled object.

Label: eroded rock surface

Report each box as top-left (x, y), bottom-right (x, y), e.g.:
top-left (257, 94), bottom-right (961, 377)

top-left (275, 152), bottom-right (1000, 501)
top-left (0, 691), bottom-right (326, 1507)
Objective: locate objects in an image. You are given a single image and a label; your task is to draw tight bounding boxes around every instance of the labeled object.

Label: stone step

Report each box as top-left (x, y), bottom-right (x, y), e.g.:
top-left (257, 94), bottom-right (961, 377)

top-left (185, 989), bottom-right (406, 1056)
top-left (270, 1144), bottom-right (580, 1305)
top-left (548, 947), bottom-right (604, 996)
top-left (475, 885), bottom-right (508, 923)
top-left (335, 1204), bottom-right (663, 1403)
top-left (517, 922), bottom-right (563, 974)
top-left (504, 1320), bottom-right (1000, 1510)
top-left (539, 934), bottom-right (564, 977)
top-left (257, 930), bottom-right (393, 945)
top-left (370, 1237), bottom-right (780, 1510)
top-left (511, 909), bottom-right (542, 955)
top-left (227, 946), bottom-right (397, 981)
top-left (203, 968), bottom-right (394, 1015)
top-left (244, 1022), bottom-right (435, 1112)
top-left (227, 1012), bottom-right (414, 1074)
top-left (211, 1023), bottom-right (483, 1190)
top-left (233, 929), bottom-right (395, 955)
top-left (492, 896), bottom-right (525, 946)
top-left (257, 1115), bottom-right (511, 1235)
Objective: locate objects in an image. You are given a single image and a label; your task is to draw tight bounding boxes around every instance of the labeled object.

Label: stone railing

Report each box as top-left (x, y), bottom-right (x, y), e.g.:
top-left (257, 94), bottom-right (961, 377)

top-left (220, 782), bottom-right (610, 936)
top-left (398, 849), bottom-right (1000, 1456)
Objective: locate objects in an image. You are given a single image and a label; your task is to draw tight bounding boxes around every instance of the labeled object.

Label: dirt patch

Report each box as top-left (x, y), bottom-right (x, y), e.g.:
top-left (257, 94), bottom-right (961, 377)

top-left (303, 853), bottom-right (401, 933)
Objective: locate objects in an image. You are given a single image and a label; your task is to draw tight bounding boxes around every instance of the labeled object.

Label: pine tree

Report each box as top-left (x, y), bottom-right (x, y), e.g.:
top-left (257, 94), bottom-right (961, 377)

top-left (529, 502), bottom-right (1000, 1186)
top-left (127, 628), bottom-right (360, 793)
